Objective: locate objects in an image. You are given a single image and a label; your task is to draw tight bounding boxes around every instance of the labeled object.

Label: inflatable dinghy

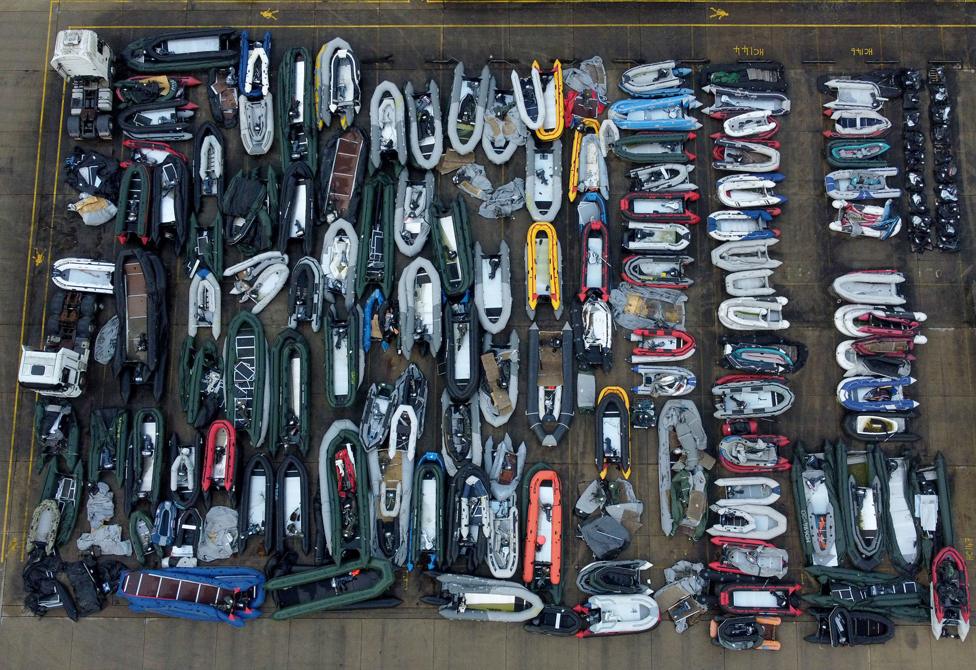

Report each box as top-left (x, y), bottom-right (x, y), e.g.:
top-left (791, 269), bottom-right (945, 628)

top-left (712, 239), bottom-right (781, 272)
top-left (533, 60), bottom-right (564, 141)
top-left (708, 209), bottom-right (779, 241)
top-left (718, 437), bottom-right (790, 473)
top-left (574, 594), bottom-right (660, 637)
top-left (713, 138), bottom-right (780, 172)
top-left (52, 258), bottom-right (115, 295)
top-left (287, 256), bottom-right (323, 332)
top-left (791, 443), bottom-right (842, 567)
top-left (398, 257), bottom-right (442, 359)
top-left (318, 420), bottom-right (371, 564)
top-left (526, 323), bottom-right (574, 447)
top-left (407, 452), bottom-right (446, 571)
top-left (319, 216), bottom-right (358, 308)
top-left (324, 303), bottom-right (363, 409)
top-left (931, 546), bottom-right (971, 641)
top-left (595, 387), bottom-right (631, 479)
top-left (719, 296), bottom-right (790, 331)
top-left (657, 399), bottom-right (708, 538)
top-left (619, 191), bottom-right (700, 224)
top-left (709, 537), bottom-right (788, 579)
top-left (238, 32), bottom-right (273, 155)
top-left (526, 222), bottom-right (563, 320)
top-left (611, 131), bottom-right (695, 163)
top-left (441, 390), bottom-right (482, 476)
top-left (277, 47), bottom-right (316, 170)
top-left (445, 462), bottom-right (491, 571)
top-left (222, 312), bottom-right (269, 446)
top-left (369, 81), bottom-right (407, 168)
top-left (432, 197), bottom-right (474, 297)
top-left (701, 86), bottom-right (790, 117)
top-left (425, 573), bottom-right (543, 623)
top-left (522, 465), bottom-right (563, 600)
top-left (525, 137), bottom-right (563, 221)
top-left (482, 74), bottom-right (527, 165)
top-left (620, 60), bottom-right (691, 97)
top-left (317, 126), bottom-right (367, 224)
top-left (355, 167), bottom-right (397, 298)
top-left (608, 94), bottom-right (701, 131)
top-left (716, 173), bottom-right (786, 208)
top-left (444, 293), bottom-right (480, 400)
top-left (623, 221), bottom-right (692, 252)
top-left (474, 241), bottom-right (512, 334)
top-left (722, 110), bottom-right (780, 139)
top-left (836, 375), bottom-right (918, 412)
top-left (314, 37), bottom-right (360, 130)
top-left (825, 168), bottom-right (900, 200)
top-left (447, 62), bottom-right (490, 155)
top-left (824, 109), bottom-right (891, 138)
top-left (712, 375), bottom-right (794, 418)
top-left (629, 327), bottom-right (695, 363)
top-left (622, 254), bottom-right (693, 289)
top-left (720, 335), bottom-right (806, 374)
top-left (479, 331), bottom-right (520, 427)
top-left (631, 365), bottom-right (696, 397)
top-left (829, 199), bottom-right (901, 239)
top-left (707, 504), bottom-right (787, 541)
top-left (394, 170), bottom-right (434, 257)
top-left (404, 79), bottom-right (443, 170)
top-left (268, 329), bottom-right (310, 455)
top-left (832, 269), bottom-right (905, 305)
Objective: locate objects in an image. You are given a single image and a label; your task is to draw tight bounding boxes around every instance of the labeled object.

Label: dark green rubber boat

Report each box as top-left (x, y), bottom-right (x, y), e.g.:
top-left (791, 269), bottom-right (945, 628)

top-left (129, 508), bottom-right (159, 565)
top-left (318, 420), bottom-right (372, 565)
top-left (39, 459), bottom-right (83, 548)
top-left (223, 311), bottom-right (270, 447)
top-left (126, 407), bottom-right (165, 514)
top-left (88, 407), bottom-right (127, 488)
top-left (179, 336), bottom-right (223, 430)
top-left (269, 328), bottom-right (311, 455)
top-left (323, 303), bottom-right (364, 409)
top-left (266, 557), bottom-right (397, 619)
top-left (115, 163), bottom-right (152, 244)
top-left (277, 46), bottom-right (317, 172)
top-left (432, 197), bottom-right (474, 297)
top-left (406, 452), bottom-right (447, 571)
top-left (355, 165), bottom-right (398, 299)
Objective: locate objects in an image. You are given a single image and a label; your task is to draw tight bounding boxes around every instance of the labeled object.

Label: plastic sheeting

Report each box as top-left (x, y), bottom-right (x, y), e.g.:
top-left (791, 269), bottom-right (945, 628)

top-left (197, 505), bottom-right (239, 562)
top-left (76, 483), bottom-right (132, 556)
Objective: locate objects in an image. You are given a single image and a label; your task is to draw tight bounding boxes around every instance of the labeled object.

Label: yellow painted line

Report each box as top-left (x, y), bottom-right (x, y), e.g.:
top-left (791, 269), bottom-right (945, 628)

top-left (69, 22), bottom-right (976, 29)
top-left (430, 0), bottom-right (962, 3)
top-left (21, 78), bottom-right (68, 563)
top-left (0, 0), bottom-right (55, 565)
top-left (57, 0), bottom-right (410, 5)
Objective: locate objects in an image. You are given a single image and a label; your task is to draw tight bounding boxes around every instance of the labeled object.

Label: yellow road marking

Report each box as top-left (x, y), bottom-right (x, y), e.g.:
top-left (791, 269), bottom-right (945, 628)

top-left (1, 0), bottom-right (55, 565)
top-left (22, 78), bottom-right (69, 562)
top-left (67, 22), bottom-right (976, 29)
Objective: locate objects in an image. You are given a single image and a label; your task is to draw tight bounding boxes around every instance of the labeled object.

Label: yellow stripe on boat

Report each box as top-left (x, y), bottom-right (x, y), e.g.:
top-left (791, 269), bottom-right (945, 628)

top-left (534, 59), bottom-right (564, 142)
top-left (569, 117), bottom-right (600, 202)
top-left (526, 221), bottom-right (561, 314)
